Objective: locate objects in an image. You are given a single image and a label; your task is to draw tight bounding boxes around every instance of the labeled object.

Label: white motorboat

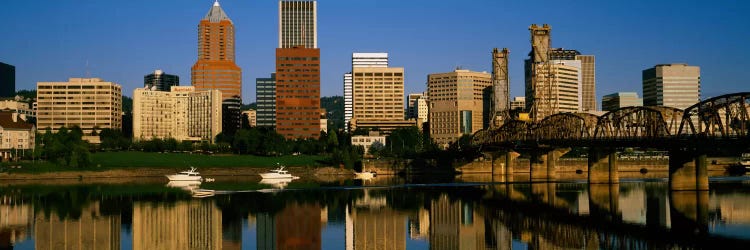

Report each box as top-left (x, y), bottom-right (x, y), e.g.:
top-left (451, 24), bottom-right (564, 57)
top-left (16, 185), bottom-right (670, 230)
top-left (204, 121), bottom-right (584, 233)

top-left (354, 171), bottom-right (377, 180)
top-left (166, 167), bottom-right (202, 181)
top-left (260, 166), bottom-right (295, 179)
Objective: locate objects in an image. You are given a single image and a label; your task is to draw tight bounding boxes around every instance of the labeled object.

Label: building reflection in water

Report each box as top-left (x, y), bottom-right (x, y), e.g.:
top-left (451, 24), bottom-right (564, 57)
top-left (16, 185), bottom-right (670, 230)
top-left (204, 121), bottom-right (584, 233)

top-left (0, 196), bottom-right (32, 249)
top-left (258, 201), bottom-right (322, 250)
top-left (132, 200), bottom-right (221, 250)
top-left (34, 201), bottom-right (120, 250)
top-left (408, 208), bottom-right (430, 240)
top-left (345, 190), bottom-right (407, 250)
top-left (430, 194), bottom-right (485, 250)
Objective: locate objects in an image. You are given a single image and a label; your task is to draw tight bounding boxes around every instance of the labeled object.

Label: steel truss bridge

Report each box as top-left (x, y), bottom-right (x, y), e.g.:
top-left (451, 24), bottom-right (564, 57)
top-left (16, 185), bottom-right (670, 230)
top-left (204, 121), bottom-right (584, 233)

top-left (472, 92), bottom-right (750, 149)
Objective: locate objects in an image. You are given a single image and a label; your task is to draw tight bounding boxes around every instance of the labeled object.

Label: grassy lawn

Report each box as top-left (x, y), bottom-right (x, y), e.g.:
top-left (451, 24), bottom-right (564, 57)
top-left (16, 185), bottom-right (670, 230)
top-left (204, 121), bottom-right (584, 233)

top-left (89, 151), bottom-right (327, 168)
top-left (1, 151), bottom-right (328, 173)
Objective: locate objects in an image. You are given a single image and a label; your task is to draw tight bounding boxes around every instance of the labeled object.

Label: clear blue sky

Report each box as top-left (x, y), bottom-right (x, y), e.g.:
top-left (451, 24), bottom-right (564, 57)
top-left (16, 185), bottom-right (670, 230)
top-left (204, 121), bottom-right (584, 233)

top-left (1, 0), bottom-right (748, 104)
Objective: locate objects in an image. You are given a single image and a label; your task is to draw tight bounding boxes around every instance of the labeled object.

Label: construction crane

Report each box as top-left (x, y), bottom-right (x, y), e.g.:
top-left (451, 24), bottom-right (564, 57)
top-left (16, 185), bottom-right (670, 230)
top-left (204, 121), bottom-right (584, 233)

top-left (491, 48), bottom-right (510, 128)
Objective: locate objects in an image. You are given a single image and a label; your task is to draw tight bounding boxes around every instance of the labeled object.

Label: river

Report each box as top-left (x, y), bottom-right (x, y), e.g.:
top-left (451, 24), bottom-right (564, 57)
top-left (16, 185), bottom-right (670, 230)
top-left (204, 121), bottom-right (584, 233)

top-left (1, 173), bottom-right (750, 249)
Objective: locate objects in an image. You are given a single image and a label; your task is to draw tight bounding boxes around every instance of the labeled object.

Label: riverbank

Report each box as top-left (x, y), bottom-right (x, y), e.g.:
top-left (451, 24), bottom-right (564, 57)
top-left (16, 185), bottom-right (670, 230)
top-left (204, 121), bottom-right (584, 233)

top-left (0, 151), bottom-right (328, 173)
top-left (0, 166), bottom-right (355, 181)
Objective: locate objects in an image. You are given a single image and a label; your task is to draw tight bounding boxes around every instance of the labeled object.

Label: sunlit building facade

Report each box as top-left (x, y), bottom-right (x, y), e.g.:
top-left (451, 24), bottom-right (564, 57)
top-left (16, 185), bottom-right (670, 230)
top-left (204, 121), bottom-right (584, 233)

top-left (643, 63), bottom-right (700, 110)
top-left (428, 69), bottom-right (492, 148)
top-left (133, 86), bottom-right (222, 142)
top-left (191, 1), bottom-right (242, 100)
top-left (36, 78), bottom-right (122, 143)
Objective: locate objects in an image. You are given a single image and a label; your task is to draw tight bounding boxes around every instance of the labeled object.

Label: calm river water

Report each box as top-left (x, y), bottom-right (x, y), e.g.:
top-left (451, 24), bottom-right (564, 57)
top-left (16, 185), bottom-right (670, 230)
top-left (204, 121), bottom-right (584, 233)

top-left (2, 174), bottom-right (750, 249)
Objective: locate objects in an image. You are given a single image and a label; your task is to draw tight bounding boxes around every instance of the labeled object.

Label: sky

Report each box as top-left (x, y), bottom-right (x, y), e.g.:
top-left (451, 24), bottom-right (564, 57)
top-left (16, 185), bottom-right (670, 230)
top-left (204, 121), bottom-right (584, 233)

top-left (1, 0), bottom-right (749, 105)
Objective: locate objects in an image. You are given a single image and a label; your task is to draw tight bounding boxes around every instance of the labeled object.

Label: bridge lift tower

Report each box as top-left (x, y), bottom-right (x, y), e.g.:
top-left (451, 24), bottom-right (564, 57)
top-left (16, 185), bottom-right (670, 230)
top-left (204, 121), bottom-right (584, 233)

top-left (529, 24), bottom-right (557, 122)
top-left (491, 48), bottom-right (510, 128)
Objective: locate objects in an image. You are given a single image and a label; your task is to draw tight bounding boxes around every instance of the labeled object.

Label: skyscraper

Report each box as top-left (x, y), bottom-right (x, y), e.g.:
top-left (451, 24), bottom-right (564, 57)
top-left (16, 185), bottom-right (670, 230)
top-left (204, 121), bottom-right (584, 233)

top-left (547, 48), bottom-right (597, 112)
top-left (346, 53), bottom-right (389, 131)
top-left (275, 47), bottom-right (321, 139)
top-left (276, 0), bottom-right (320, 139)
top-left (144, 69), bottom-right (179, 91)
top-left (351, 66), bottom-right (405, 123)
top-left (642, 63), bottom-right (700, 110)
top-left (0, 62), bottom-right (15, 98)
top-left (256, 74), bottom-right (276, 127)
top-left (428, 69), bottom-right (492, 148)
top-left (279, 0), bottom-right (317, 49)
top-left (191, 1), bottom-right (242, 101)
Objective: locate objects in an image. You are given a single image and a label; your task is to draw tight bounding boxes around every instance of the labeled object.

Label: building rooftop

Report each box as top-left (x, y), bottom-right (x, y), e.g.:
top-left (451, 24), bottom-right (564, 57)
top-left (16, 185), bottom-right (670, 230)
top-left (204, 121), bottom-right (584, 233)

top-left (203, 0), bottom-right (232, 23)
top-left (0, 112), bottom-right (33, 130)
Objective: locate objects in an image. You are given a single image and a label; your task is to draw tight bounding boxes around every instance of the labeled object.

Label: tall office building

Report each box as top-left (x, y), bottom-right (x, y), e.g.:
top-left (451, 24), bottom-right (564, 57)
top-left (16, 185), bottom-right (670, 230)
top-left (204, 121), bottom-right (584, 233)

top-left (36, 78), bottom-right (122, 143)
top-left (279, 0), bottom-right (317, 49)
top-left (428, 69), bottom-right (492, 148)
top-left (256, 74), bottom-right (277, 127)
top-left (276, 0), bottom-right (320, 139)
top-left (351, 67), bottom-right (404, 123)
top-left (643, 63), bottom-right (700, 110)
top-left (133, 86), bottom-right (222, 142)
top-left (345, 53), bottom-right (389, 131)
top-left (144, 69), bottom-right (179, 91)
top-left (0, 62), bottom-right (14, 98)
top-left (191, 1), bottom-right (242, 100)
top-left (275, 47), bottom-right (321, 139)
top-left (548, 48), bottom-right (597, 111)
top-left (601, 92), bottom-right (643, 111)
top-left (578, 55), bottom-right (596, 111)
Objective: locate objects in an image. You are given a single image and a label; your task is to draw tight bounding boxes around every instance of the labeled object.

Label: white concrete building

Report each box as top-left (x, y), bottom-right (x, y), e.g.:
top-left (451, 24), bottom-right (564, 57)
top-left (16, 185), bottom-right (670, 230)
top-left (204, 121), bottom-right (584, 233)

top-left (133, 86), bottom-right (222, 142)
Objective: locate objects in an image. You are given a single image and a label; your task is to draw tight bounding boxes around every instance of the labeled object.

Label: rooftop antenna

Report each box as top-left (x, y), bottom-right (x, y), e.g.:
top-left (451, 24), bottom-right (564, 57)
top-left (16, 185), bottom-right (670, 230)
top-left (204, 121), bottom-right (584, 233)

top-left (85, 59), bottom-right (91, 78)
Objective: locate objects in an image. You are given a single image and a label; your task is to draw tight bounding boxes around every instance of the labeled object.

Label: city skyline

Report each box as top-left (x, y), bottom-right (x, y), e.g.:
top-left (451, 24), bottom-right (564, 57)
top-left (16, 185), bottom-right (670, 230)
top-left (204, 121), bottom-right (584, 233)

top-left (0, 0), bottom-right (748, 104)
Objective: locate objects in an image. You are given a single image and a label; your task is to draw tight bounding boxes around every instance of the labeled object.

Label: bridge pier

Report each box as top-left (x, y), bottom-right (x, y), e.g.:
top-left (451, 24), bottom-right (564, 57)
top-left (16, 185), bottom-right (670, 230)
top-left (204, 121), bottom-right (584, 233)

top-left (588, 148), bottom-right (618, 184)
top-left (530, 148), bottom-right (570, 180)
top-left (668, 149), bottom-right (708, 191)
top-left (491, 151), bottom-right (518, 178)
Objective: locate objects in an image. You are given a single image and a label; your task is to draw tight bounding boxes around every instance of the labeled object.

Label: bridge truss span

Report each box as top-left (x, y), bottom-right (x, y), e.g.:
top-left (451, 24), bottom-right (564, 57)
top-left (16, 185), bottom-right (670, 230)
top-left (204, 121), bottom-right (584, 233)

top-left (532, 113), bottom-right (599, 142)
top-left (595, 106), bottom-right (683, 141)
top-left (678, 92), bottom-right (750, 138)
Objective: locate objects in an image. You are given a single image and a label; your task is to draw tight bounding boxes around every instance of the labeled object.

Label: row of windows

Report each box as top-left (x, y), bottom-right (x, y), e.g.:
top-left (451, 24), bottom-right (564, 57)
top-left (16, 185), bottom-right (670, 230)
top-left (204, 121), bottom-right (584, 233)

top-left (38, 85), bottom-right (120, 90)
